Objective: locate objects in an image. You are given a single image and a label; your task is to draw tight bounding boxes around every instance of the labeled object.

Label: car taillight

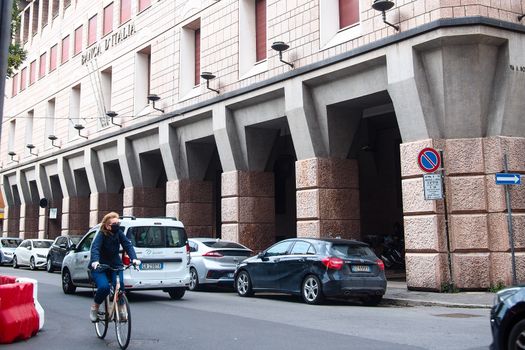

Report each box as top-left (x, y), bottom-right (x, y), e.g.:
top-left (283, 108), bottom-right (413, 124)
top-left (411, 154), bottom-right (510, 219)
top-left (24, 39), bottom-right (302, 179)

top-left (203, 251), bottom-right (223, 258)
top-left (122, 252), bottom-right (130, 265)
top-left (321, 257), bottom-right (344, 270)
top-left (376, 259), bottom-right (385, 271)
top-left (186, 242), bottom-right (190, 254)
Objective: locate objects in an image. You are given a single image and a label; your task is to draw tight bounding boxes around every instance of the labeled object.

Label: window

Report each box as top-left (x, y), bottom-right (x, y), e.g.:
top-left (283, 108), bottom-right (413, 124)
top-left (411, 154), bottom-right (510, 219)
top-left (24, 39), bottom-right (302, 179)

top-left (100, 67), bottom-right (112, 128)
top-left (139, 0), bottom-right (150, 12)
top-left (103, 3), bottom-right (113, 36)
top-left (88, 15), bottom-right (97, 46)
top-left (180, 21), bottom-right (200, 97)
top-left (64, 0), bottom-right (71, 9)
top-left (194, 28), bottom-right (200, 86)
top-left (29, 60), bottom-right (36, 85)
top-left (120, 0), bottom-right (131, 24)
top-left (69, 84), bottom-right (81, 140)
top-left (127, 227), bottom-right (187, 248)
top-left (78, 231), bottom-right (96, 252)
top-left (20, 67), bottom-right (27, 91)
top-left (39, 53), bottom-right (46, 79)
top-left (61, 35), bottom-right (69, 64)
top-left (265, 241), bottom-right (292, 257)
top-left (26, 110), bottom-right (34, 150)
top-left (50, 44), bottom-right (57, 71)
top-left (74, 26), bottom-right (82, 55)
top-left (11, 74), bottom-right (18, 97)
top-left (23, 9), bottom-right (30, 43)
top-left (339, 0), bottom-right (359, 29)
top-left (32, 0), bottom-right (40, 36)
top-left (52, 0), bottom-right (59, 18)
top-left (255, 0), bottom-right (266, 62)
top-left (291, 241), bottom-right (315, 255)
top-left (42, 0), bottom-right (49, 27)
top-left (134, 46), bottom-right (151, 115)
top-left (8, 120), bottom-right (16, 153)
top-left (45, 98), bottom-right (55, 148)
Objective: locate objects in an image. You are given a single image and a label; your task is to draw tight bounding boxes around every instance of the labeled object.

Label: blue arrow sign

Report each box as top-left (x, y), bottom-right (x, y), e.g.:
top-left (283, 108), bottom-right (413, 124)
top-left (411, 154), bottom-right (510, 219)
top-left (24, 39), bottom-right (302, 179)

top-left (495, 173), bottom-right (521, 185)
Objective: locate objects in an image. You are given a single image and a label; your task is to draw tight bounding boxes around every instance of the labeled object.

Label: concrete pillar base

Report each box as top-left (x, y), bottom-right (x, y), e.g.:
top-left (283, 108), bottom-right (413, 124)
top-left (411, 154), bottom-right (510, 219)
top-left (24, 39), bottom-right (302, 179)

top-left (123, 187), bottom-right (165, 218)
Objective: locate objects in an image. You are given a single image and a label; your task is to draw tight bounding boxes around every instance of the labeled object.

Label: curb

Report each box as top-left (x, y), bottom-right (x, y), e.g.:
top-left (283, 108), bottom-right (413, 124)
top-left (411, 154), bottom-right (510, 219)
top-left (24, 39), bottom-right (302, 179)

top-left (382, 297), bottom-right (492, 309)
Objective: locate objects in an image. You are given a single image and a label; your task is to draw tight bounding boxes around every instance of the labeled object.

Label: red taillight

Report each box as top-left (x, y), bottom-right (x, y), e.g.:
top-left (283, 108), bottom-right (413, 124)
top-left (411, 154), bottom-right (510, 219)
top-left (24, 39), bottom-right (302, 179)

top-left (376, 259), bottom-right (385, 271)
top-left (321, 257), bottom-right (344, 270)
top-left (203, 251), bottom-right (223, 258)
top-left (185, 242), bottom-right (190, 254)
top-left (122, 252), bottom-right (130, 265)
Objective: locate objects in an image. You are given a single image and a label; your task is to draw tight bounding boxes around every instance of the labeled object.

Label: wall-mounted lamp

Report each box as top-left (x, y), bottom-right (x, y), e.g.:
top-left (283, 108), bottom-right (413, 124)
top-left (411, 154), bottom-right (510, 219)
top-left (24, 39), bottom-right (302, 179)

top-left (8, 151), bottom-right (18, 163)
top-left (26, 144), bottom-right (38, 156)
top-left (106, 111), bottom-right (122, 127)
top-left (371, 0), bottom-right (400, 31)
top-left (48, 135), bottom-right (61, 149)
top-left (200, 72), bottom-right (220, 94)
top-left (271, 41), bottom-right (294, 69)
top-left (519, 14), bottom-right (525, 21)
top-left (74, 124), bottom-right (88, 139)
top-left (147, 94), bottom-right (165, 113)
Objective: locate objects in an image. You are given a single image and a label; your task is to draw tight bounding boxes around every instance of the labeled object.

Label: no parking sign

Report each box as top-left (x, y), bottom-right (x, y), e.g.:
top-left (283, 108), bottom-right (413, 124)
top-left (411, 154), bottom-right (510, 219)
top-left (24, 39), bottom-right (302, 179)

top-left (417, 148), bottom-right (441, 173)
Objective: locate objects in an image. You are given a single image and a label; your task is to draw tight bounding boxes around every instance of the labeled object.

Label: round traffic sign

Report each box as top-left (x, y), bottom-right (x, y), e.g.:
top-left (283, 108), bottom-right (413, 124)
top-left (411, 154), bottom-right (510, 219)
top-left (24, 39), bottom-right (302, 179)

top-left (417, 148), bottom-right (441, 173)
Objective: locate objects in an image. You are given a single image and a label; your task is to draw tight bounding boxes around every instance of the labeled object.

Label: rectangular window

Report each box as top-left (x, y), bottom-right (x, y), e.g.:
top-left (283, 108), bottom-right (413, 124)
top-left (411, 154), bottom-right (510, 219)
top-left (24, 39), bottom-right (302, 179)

top-left (11, 74), bottom-right (18, 97)
top-left (120, 0), bottom-right (131, 24)
top-left (23, 9), bottom-right (30, 43)
top-left (29, 60), bottom-right (36, 85)
top-left (50, 44), bottom-right (57, 71)
top-left (194, 28), bottom-right (200, 86)
top-left (339, 0), bottom-right (359, 29)
top-left (64, 0), bottom-right (71, 9)
top-left (26, 110), bottom-right (34, 149)
top-left (139, 0), bottom-right (150, 12)
top-left (69, 85), bottom-right (81, 139)
top-left (20, 67), bottom-right (27, 91)
top-left (134, 46), bottom-right (151, 115)
top-left (100, 67), bottom-right (112, 128)
top-left (103, 3), bottom-right (113, 36)
top-left (88, 15), bottom-right (97, 46)
top-left (74, 26), bottom-right (82, 55)
top-left (255, 0), bottom-right (266, 62)
top-left (8, 120), bottom-right (16, 153)
top-left (61, 35), bottom-right (69, 64)
top-left (45, 98), bottom-right (56, 148)
top-left (42, 0), bottom-right (49, 27)
top-left (52, 0), bottom-right (59, 18)
top-left (39, 53), bottom-right (46, 79)
top-left (32, 0), bottom-right (40, 36)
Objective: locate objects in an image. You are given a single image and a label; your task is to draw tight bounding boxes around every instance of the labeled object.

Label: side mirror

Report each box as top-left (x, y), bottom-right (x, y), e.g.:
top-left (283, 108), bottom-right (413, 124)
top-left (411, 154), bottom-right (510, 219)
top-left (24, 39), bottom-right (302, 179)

top-left (257, 252), bottom-right (268, 260)
top-left (59, 243), bottom-right (67, 249)
top-left (68, 244), bottom-right (77, 251)
top-left (27, 246), bottom-right (32, 250)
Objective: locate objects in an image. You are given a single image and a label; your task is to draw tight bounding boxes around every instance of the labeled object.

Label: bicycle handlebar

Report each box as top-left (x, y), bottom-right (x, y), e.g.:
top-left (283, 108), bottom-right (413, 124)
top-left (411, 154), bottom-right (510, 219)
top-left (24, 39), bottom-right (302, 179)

top-left (96, 263), bottom-right (138, 272)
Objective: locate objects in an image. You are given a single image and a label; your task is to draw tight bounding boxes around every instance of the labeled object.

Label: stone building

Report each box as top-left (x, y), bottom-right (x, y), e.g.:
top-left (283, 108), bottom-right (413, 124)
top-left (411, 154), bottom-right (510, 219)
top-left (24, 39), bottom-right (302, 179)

top-left (2, 0), bottom-right (525, 291)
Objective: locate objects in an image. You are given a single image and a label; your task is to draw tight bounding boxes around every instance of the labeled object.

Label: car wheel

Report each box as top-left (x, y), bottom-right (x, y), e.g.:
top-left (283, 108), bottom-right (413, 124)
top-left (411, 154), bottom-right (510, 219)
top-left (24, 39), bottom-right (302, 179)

top-left (167, 287), bottom-right (186, 300)
top-left (62, 268), bottom-right (76, 294)
top-left (236, 270), bottom-right (254, 297)
top-left (189, 267), bottom-right (200, 291)
top-left (29, 257), bottom-right (36, 270)
top-left (302, 275), bottom-right (324, 305)
top-left (508, 319), bottom-right (525, 350)
top-left (12, 255), bottom-right (19, 269)
top-left (46, 257), bottom-right (55, 273)
top-left (363, 295), bottom-right (383, 306)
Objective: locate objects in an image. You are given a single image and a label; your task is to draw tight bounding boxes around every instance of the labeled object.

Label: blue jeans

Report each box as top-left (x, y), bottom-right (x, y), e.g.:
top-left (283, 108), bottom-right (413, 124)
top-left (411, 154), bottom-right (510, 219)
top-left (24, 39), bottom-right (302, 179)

top-left (91, 269), bottom-right (125, 305)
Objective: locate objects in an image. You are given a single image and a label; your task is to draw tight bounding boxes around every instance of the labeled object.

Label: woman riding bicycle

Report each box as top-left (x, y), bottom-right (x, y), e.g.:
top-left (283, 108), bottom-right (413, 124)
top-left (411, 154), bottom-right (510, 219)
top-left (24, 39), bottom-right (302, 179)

top-left (89, 212), bottom-right (140, 322)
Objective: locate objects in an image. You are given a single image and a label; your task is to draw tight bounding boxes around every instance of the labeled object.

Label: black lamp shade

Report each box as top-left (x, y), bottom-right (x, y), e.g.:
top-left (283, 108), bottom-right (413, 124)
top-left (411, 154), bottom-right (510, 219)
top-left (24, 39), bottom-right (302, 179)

top-left (271, 41), bottom-right (290, 52)
top-left (372, 0), bottom-right (395, 12)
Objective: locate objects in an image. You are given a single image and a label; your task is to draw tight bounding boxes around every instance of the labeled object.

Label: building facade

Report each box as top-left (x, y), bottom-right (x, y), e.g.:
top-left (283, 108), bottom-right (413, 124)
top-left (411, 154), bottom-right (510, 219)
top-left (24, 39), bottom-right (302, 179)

top-left (2, 0), bottom-right (525, 291)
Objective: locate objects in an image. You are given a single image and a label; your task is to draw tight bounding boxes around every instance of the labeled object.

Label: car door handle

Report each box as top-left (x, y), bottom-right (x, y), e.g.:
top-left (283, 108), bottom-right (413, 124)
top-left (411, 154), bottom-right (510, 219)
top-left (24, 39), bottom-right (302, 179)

top-left (83, 255), bottom-right (88, 258)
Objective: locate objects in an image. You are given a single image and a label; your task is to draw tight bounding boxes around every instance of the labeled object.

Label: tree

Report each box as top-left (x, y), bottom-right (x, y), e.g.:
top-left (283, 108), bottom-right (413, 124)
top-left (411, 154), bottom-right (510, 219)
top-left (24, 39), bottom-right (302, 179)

top-left (7, 1), bottom-right (26, 78)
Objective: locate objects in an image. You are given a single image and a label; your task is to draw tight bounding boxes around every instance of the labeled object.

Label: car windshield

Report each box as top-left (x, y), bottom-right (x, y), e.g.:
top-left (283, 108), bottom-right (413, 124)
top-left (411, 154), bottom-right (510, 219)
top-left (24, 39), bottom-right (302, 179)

top-left (330, 244), bottom-right (375, 258)
top-left (127, 226), bottom-right (187, 248)
top-left (70, 237), bottom-right (82, 244)
top-left (33, 240), bottom-right (52, 248)
top-left (1, 239), bottom-right (21, 248)
top-left (202, 241), bottom-right (247, 249)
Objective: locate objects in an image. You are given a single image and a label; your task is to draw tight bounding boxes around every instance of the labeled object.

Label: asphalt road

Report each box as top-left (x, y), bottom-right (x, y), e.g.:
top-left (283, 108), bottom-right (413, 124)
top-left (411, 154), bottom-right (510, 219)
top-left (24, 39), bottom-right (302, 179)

top-left (1, 266), bottom-right (492, 350)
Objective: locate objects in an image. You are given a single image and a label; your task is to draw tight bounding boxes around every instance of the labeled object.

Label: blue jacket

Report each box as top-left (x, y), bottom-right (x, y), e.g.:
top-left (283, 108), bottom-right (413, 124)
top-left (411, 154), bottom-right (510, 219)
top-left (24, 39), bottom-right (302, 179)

top-left (89, 227), bottom-right (137, 268)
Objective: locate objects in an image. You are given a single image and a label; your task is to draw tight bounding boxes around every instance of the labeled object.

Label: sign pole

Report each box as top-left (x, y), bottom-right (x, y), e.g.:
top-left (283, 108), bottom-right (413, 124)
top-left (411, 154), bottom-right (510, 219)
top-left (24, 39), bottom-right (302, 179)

top-left (440, 150), bottom-right (454, 289)
top-left (504, 154), bottom-right (517, 286)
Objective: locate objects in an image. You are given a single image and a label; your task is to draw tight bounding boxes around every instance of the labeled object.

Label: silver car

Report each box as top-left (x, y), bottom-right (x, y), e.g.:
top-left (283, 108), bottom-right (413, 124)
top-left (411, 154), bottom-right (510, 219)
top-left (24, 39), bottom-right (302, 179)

top-left (0, 238), bottom-right (22, 265)
top-left (188, 238), bottom-right (252, 291)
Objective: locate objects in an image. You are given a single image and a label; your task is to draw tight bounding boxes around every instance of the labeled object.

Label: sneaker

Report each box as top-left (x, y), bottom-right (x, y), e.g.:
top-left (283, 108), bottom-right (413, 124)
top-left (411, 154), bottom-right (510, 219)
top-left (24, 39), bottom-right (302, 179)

top-left (90, 307), bottom-right (99, 322)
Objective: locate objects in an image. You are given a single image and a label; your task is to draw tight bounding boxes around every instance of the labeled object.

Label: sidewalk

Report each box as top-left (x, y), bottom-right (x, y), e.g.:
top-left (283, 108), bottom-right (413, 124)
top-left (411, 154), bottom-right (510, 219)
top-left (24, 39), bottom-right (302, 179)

top-left (383, 280), bottom-right (495, 309)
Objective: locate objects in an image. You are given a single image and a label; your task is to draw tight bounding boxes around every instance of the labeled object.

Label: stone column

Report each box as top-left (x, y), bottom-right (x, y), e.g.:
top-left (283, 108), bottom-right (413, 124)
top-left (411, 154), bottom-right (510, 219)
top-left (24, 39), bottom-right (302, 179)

top-left (20, 203), bottom-right (39, 239)
top-left (47, 198), bottom-right (62, 239)
top-left (166, 180), bottom-right (214, 237)
top-left (61, 197), bottom-right (90, 235)
top-left (89, 193), bottom-right (124, 227)
top-left (123, 187), bottom-right (165, 217)
top-left (221, 171), bottom-right (274, 252)
top-left (5, 206), bottom-right (21, 238)
top-left (296, 158), bottom-right (360, 239)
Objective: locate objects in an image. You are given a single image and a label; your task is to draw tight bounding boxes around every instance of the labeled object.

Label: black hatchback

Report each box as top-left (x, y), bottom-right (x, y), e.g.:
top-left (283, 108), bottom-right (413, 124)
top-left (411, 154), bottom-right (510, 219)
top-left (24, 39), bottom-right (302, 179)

top-left (234, 238), bottom-right (386, 305)
top-left (46, 235), bottom-right (82, 273)
top-left (490, 286), bottom-right (525, 350)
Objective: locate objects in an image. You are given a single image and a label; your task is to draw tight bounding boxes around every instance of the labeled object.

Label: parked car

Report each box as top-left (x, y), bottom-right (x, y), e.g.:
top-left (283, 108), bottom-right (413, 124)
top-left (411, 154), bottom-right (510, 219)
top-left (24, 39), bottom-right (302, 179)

top-left (187, 238), bottom-right (252, 291)
top-left (46, 235), bottom-right (83, 273)
top-left (490, 285), bottom-right (525, 350)
top-left (234, 237), bottom-right (387, 305)
top-left (61, 216), bottom-right (190, 299)
top-left (0, 237), bottom-right (22, 265)
top-left (13, 239), bottom-right (54, 270)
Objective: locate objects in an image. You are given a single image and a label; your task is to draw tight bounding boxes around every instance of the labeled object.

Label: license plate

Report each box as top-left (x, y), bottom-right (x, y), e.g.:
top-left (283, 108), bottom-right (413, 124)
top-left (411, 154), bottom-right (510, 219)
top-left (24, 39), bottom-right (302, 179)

top-left (351, 265), bottom-right (370, 272)
top-left (141, 262), bottom-right (163, 270)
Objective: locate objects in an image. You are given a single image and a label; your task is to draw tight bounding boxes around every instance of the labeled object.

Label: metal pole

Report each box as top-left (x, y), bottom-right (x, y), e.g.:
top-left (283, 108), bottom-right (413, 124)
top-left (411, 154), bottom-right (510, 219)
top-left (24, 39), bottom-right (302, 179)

top-left (504, 154), bottom-right (517, 286)
top-left (440, 150), bottom-right (454, 288)
top-left (0, 0), bottom-right (14, 138)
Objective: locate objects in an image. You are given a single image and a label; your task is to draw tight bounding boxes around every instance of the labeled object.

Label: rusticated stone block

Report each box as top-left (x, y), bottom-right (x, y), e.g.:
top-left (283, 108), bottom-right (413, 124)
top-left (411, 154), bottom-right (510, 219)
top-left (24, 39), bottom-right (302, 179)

top-left (452, 253), bottom-right (490, 289)
top-left (400, 139), bottom-right (445, 178)
top-left (178, 202), bottom-right (214, 226)
top-left (502, 137), bottom-right (525, 173)
top-left (221, 223), bottom-right (239, 242)
top-left (237, 223), bottom-right (275, 252)
top-left (296, 158), bottom-right (319, 189)
top-left (405, 253), bottom-right (450, 291)
top-left (185, 226), bottom-right (214, 238)
top-left (515, 253), bottom-right (525, 284)
top-left (490, 252), bottom-right (512, 286)
top-left (296, 158), bottom-right (359, 189)
top-left (297, 220), bottom-right (360, 239)
top-left (165, 203), bottom-right (179, 218)
top-left (297, 220), bottom-right (321, 238)
top-left (166, 181), bottom-right (179, 203)
top-left (62, 197), bottom-right (70, 213)
top-left (484, 136), bottom-right (525, 174)
top-left (123, 187), bottom-right (135, 206)
top-left (238, 172), bottom-right (274, 197)
top-left (90, 193), bottom-right (99, 209)
top-left (404, 215), bottom-right (446, 252)
top-left (221, 171), bottom-right (239, 197)
top-left (488, 213), bottom-right (525, 251)
top-left (67, 197), bottom-right (90, 213)
top-left (296, 189), bottom-right (319, 219)
top-left (319, 189), bottom-right (360, 220)
top-left (238, 197), bottom-right (275, 223)
top-left (447, 176), bottom-right (486, 212)
top-left (509, 182), bottom-right (525, 211)
top-left (449, 214), bottom-right (488, 251)
top-left (221, 197), bottom-right (239, 223)
top-left (486, 175), bottom-right (506, 212)
top-left (445, 138), bottom-right (484, 175)
top-left (402, 178), bottom-right (440, 214)
top-left (89, 211), bottom-right (100, 227)
top-left (169, 179), bottom-right (213, 203)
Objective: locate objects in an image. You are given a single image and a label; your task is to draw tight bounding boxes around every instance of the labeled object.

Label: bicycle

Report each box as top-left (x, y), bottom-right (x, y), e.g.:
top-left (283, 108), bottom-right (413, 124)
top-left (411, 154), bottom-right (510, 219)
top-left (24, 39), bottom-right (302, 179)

top-left (92, 263), bottom-right (137, 350)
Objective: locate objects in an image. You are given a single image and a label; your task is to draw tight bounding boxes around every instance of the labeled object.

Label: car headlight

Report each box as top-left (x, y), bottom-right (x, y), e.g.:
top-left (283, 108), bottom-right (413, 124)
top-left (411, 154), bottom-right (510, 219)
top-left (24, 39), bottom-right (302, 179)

top-left (36, 254), bottom-right (47, 258)
top-left (3, 251), bottom-right (12, 256)
top-left (494, 287), bottom-right (521, 306)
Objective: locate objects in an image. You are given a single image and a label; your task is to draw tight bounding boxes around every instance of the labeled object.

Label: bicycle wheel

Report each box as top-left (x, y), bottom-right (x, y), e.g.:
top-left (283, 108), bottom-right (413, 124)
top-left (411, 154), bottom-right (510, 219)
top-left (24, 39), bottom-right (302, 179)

top-left (115, 293), bottom-right (131, 350)
top-left (95, 298), bottom-right (109, 339)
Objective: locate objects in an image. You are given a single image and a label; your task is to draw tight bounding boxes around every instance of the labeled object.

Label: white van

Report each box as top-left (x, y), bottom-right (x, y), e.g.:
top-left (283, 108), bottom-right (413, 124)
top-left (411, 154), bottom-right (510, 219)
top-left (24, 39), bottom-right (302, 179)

top-left (61, 217), bottom-right (190, 299)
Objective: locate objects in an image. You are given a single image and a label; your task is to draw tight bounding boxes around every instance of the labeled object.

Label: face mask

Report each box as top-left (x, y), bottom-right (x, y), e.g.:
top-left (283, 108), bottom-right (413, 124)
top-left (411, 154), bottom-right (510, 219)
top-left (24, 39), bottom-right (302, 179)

top-left (110, 222), bottom-right (120, 234)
